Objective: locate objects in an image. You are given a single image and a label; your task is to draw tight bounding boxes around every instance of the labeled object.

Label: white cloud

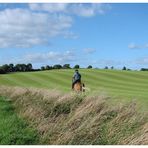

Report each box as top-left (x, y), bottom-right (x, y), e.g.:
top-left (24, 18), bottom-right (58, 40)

top-left (29, 3), bottom-right (68, 13)
top-left (0, 4), bottom-right (111, 49)
top-left (70, 4), bottom-right (111, 17)
top-left (63, 31), bottom-right (79, 39)
top-left (29, 3), bottom-right (111, 17)
top-left (83, 48), bottom-right (96, 54)
top-left (145, 44), bottom-right (148, 48)
top-left (128, 42), bottom-right (148, 49)
top-left (98, 59), bottom-right (123, 66)
top-left (0, 8), bottom-right (73, 48)
top-left (128, 43), bottom-right (141, 49)
top-left (22, 50), bottom-right (76, 64)
top-left (135, 57), bottom-right (148, 65)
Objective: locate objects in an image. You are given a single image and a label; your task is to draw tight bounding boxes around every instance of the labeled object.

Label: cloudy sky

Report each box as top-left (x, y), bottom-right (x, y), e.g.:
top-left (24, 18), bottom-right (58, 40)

top-left (1, 3), bottom-right (148, 69)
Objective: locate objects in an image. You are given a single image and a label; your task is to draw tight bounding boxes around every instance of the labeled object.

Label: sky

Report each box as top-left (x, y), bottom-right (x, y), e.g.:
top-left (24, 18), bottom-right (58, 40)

top-left (1, 3), bottom-right (148, 69)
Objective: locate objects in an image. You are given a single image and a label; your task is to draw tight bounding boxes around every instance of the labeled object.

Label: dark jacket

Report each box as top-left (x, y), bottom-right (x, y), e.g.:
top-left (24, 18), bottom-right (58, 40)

top-left (73, 72), bottom-right (81, 82)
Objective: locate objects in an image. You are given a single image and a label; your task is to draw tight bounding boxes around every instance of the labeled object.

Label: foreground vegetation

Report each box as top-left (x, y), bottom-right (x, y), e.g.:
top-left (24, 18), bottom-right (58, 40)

top-left (0, 96), bottom-right (39, 144)
top-left (0, 69), bottom-right (148, 109)
top-left (0, 86), bottom-right (147, 145)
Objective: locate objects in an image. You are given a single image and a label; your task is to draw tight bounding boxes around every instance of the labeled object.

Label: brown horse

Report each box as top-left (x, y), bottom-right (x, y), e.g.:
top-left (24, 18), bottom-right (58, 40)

top-left (73, 82), bottom-right (85, 92)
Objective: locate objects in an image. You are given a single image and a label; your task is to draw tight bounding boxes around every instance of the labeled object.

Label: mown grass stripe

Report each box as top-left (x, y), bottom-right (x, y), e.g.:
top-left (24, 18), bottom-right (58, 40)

top-left (51, 69), bottom-right (148, 89)
top-left (1, 69), bottom-right (148, 100)
top-left (92, 70), bottom-right (148, 83)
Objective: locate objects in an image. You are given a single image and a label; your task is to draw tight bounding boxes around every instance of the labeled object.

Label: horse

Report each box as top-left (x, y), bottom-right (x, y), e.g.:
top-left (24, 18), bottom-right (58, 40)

top-left (73, 81), bottom-right (85, 92)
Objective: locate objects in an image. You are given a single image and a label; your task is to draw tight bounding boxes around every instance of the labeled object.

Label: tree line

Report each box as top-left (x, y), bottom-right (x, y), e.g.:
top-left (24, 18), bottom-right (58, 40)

top-left (0, 63), bottom-right (148, 74)
top-left (0, 63), bottom-right (93, 74)
top-left (0, 63), bottom-right (34, 74)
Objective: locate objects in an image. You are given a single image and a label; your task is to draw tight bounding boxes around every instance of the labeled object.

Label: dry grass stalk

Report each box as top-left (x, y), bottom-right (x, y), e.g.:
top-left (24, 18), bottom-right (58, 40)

top-left (0, 86), bottom-right (147, 145)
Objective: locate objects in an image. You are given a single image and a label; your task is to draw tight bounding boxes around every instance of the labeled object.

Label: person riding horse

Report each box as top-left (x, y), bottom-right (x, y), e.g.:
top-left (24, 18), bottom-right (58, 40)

top-left (72, 69), bottom-right (81, 90)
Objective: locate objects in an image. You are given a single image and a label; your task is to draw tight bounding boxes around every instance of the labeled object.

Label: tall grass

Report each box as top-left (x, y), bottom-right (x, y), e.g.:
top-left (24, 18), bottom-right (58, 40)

top-left (0, 86), bottom-right (147, 145)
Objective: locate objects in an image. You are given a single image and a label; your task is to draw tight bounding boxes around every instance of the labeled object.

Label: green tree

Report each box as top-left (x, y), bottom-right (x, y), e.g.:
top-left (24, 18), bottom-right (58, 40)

top-left (63, 64), bottom-right (71, 69)
top-left (104, 66), bottom-right (108, 69)
top-left (122, 66), bottom-right (126, 70)
top-left (0, 67), bottom-right (6, 74)
top-left (1, 64), bottom-right (9, 72)
top-left (74, 65), bottom-right (80, 69)
top-left (9, 64), bottom-right (14, 72)
top-left (45, 65), bottom-right (52, 70)
top-left (53, 64), bottom-right (62, 69)
top-left (111, 66), bottom-right (114, 70)
top-left (26, 63), bottom-right (33, 71)
top-left (15, 64), bottom-right (26, 71)
top-left (87, 65), bottom-right (92, 69)
top-left (141, 68), bottom-right (148, 71)
top-left (41, 66), bottom-right (45, 71)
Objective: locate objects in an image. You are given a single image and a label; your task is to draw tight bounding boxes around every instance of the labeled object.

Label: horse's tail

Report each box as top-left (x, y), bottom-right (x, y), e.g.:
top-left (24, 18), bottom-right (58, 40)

top-left (82, 83), bottom-right (85, 92)
top-left (82, 83), bottom-right (90, 92)
top-left (82, 83), bottom-right (85, 87)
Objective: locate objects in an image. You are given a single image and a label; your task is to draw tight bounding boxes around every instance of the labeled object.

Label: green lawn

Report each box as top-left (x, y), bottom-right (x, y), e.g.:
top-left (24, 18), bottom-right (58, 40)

top-left (0, 70), bottom-right (147, 144)
top-left (0, 96), bottom-right (39, 144)
top-left (0, 69), bottom-right (148, 108)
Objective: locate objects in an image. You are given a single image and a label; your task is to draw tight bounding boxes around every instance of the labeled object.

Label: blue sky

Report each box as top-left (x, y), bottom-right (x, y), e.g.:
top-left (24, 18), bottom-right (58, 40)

top-left (1, 3), bottom-right (148, 69)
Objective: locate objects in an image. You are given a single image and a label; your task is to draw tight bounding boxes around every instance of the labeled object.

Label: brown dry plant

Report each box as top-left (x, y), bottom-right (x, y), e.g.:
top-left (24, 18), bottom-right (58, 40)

top-left (0, 86), bottom-right (147, 145)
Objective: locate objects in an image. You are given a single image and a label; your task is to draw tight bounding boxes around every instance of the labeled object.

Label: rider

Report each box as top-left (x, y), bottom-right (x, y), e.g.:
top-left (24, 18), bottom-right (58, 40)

top-left (72, 69), bottom-right (81, 89)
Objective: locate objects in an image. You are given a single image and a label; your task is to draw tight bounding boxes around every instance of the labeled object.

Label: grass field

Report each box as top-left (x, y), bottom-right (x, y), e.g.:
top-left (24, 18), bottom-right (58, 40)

top-left (0, 96), bottom-right (39, 144)
top-left (0, 69), bottom-right (148, 144)
top-left (0, 69), bottom-right (148, 109)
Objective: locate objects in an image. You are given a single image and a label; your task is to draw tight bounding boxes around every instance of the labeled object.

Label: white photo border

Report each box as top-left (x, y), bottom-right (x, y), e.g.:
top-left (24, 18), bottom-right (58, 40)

top-left (0, 0), bottom-right (148, 3)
